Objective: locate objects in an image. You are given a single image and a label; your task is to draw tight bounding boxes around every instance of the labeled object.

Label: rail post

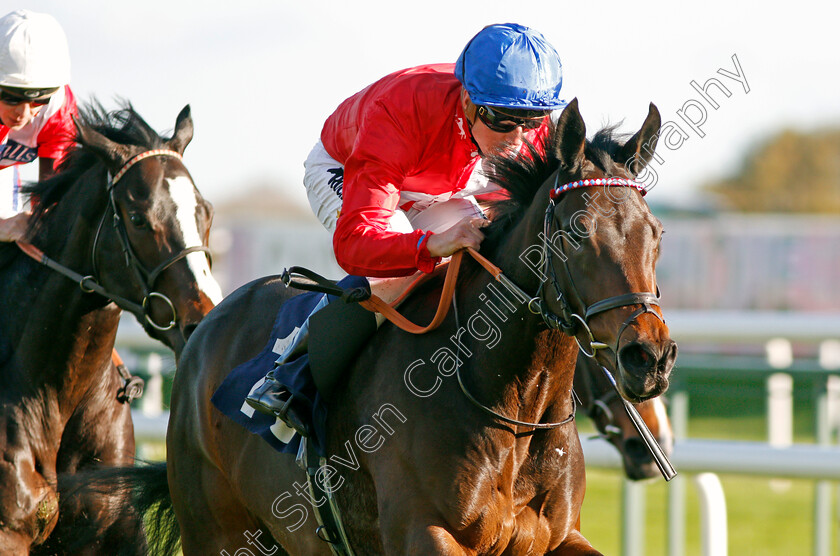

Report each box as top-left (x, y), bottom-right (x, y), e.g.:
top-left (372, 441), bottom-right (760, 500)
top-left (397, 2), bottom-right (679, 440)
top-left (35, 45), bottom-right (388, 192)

top-left (767, 372), bottom-right (793, 448)
top-left (621, 479), bottom-right (645, 556)
top-left (141, 352), bottom-right (163, 417)
top-left (813, 391), bottom-right (832, 556)
top-left (695, 473), bottom-right (727, 556)
top-left (668, 390), bottom-right (688, 556)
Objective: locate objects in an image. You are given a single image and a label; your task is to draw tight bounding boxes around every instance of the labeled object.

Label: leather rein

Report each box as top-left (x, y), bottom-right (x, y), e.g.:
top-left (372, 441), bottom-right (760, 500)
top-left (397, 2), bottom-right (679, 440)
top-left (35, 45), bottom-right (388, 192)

top-left (16, 149), bottom-right (212, 331)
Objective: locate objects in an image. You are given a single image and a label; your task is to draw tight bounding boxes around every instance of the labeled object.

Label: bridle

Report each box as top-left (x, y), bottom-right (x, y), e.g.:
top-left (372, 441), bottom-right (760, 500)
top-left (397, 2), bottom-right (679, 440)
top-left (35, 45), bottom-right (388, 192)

top-left (92, 149), bottom-right (213, 331)
top-left (532, 183), bottom-right (679, 483)
top-left (578, 365), bottom-right (623, 438)
top-left (19, 149), bottom-right (212, 332)
top-left (451, 174), bottom-right (664, 430)
top-left (533, 174), bottom-right (664, 362)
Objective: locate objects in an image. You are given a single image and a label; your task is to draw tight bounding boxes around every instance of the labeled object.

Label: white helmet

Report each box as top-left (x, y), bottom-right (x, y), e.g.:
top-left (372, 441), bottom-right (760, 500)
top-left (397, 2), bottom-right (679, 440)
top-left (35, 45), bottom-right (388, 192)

top-left (0, 10), bottom-right (70, 89)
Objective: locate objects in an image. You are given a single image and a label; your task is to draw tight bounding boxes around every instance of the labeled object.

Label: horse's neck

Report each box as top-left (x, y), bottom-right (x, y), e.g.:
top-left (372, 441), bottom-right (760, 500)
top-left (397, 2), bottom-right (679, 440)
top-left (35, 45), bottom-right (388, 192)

top-left (1, 191), bottom-right (116, 394)
top-left (453, 257), bottom-right (577, 422)
top-left (451, 189), bottom-right (579, 419)
top-left (492, 187), bottom-right (553, 293)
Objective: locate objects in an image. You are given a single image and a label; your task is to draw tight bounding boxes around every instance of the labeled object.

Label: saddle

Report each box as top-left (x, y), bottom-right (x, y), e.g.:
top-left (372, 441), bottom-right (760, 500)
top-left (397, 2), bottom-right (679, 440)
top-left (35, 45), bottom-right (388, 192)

top-left (215, 250), bottom-right (498, 452)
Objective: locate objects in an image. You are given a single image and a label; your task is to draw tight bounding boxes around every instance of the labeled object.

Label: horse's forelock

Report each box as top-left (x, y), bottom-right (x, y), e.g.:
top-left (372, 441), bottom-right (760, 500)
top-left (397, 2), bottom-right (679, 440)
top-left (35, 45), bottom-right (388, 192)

top-left (586, 124), bottom-right (632, 173)
top-left (481, 122), bottom-right (639, 245)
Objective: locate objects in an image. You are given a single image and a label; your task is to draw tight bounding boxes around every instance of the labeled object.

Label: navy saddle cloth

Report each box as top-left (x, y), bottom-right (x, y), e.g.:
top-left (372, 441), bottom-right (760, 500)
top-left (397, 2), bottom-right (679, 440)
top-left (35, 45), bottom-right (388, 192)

top-left (210, 275), bottom-right (370, 456)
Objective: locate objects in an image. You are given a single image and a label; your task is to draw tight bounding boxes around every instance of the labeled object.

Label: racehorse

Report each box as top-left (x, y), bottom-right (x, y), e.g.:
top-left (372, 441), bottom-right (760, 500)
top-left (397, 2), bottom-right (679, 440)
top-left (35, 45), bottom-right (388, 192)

top-left (0, 103), bottom-right (222, 554)
top-left (574, 353), bottom-right (674, 480)
top-left (157, 99), bottom-right (677, 555)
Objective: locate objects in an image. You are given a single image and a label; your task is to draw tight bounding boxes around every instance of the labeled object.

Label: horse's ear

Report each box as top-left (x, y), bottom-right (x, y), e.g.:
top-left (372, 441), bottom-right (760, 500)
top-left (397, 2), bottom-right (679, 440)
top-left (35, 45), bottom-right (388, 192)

top-left (74, 117), bottom-right (132, 168)
top-left (617, 103), bottom-right (661, 176)
top-left (554, 98), bottom-right (586, 172)
top-left (168, 105), bottom-right (194, 155)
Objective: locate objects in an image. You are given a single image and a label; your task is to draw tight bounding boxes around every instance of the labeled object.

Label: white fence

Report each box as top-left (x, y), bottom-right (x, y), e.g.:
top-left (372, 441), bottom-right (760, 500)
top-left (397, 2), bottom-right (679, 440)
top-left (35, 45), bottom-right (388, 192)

top-left (582, 437), bottom-right (840, 481)
top-left (117, 309), bottom-right (840, 348)
top-left (666, 310), bottom-right (840, 344)
top-left (581, 436), bottom-right (840, 556)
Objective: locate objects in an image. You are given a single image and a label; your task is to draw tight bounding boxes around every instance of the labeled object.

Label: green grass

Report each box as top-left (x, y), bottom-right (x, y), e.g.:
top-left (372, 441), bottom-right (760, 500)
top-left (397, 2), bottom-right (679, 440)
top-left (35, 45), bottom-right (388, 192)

top-left (580, 469), bottom-right (831, 556)
top-left (672, 360), bottom-right (830, 444)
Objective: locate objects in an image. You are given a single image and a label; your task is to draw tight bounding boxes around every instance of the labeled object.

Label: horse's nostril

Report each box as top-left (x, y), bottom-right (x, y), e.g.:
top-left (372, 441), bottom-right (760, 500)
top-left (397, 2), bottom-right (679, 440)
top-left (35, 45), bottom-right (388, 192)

top-left (619, 343), bottom-right (655, 371)
top-left (624, 438), bottom-right (652, 462)
top-left (664, 341), bottom-right (678, 368)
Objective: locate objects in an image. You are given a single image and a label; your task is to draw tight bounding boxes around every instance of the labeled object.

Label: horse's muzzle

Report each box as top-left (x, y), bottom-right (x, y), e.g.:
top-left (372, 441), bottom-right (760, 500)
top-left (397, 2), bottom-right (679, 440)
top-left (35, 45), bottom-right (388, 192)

top-left (617, 339), bottom-right (677, 401)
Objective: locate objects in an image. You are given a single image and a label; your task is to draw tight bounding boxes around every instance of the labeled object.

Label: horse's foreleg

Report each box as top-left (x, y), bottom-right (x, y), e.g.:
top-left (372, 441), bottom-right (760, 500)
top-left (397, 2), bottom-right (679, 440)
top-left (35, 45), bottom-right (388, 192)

top-left (80, 401), bottom-right (145, 556)
top-left (547, 528), bottom-right (603, 555)
top-left (37, 386), bottom-right (145, 556)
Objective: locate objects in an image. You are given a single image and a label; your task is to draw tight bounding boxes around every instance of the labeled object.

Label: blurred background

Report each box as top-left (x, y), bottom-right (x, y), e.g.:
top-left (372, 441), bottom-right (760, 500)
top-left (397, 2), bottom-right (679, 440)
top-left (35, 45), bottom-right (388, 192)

top-left (14, 0), bottom-right (838, 554)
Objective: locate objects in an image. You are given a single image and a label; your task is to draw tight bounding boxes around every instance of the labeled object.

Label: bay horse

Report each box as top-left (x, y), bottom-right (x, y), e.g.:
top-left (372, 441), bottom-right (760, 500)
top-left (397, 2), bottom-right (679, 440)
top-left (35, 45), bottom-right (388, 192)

top-left (574, 353), bottom-right (674, 480)
top-left (0, 103), bottom-right (222, 554)
top-left (152, 99), bottom-right (677, 555)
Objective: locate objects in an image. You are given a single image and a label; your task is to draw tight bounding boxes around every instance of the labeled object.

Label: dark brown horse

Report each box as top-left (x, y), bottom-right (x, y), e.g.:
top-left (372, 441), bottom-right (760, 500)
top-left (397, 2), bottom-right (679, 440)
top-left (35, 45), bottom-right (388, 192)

top-left (574, 353), bottom-right (673, 480)
top-left (0, 104), bottom-right (221, 554)
top-left (149, 99), bottom-right (677, 555)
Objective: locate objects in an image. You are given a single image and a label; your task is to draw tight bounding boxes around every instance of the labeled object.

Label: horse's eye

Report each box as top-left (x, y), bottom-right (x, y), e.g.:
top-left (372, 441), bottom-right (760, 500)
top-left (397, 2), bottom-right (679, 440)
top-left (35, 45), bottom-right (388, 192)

top-left (552, 215), bottom-right (581, 245)
top-left (128, 213), bottom-right (147, 228)
top-left (566, 227), bottom-right (583, 243)
top-left (558, 221), bottom-right (583, 244)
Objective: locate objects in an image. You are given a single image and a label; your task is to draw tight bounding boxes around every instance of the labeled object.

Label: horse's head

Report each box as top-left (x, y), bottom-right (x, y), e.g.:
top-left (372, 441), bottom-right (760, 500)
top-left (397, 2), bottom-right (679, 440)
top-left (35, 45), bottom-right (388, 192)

top-left (73, 105), bottom-right (223, 353)
top-left (537, 99), bottom-right (676, 402)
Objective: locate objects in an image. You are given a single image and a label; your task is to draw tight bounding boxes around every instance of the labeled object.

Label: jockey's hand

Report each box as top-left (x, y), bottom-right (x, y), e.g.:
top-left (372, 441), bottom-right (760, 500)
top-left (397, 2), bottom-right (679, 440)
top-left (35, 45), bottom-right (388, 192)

top-left (0, 212), bottom-right (30, 243)
top-left (425, 216), bottom-right (489, 258)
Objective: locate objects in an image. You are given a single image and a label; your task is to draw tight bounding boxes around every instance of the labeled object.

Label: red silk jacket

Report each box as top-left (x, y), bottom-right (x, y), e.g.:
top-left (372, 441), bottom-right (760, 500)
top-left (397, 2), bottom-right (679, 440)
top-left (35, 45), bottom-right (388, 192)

top-left (321, 64), bottom-right (547, 277)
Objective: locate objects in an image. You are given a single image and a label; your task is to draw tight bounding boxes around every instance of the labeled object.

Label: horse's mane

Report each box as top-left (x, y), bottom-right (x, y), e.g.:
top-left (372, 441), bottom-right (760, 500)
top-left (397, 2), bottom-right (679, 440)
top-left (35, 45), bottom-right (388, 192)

top-left (24, 101), bottom-right (165, 224)
top-left (480, 122), bottom-right (630, 253)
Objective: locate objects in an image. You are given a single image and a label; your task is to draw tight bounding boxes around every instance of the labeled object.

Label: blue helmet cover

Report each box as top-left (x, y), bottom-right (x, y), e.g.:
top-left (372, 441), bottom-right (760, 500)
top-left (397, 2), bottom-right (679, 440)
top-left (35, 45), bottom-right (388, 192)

top-left (455, 23), bottom-right (565, 111)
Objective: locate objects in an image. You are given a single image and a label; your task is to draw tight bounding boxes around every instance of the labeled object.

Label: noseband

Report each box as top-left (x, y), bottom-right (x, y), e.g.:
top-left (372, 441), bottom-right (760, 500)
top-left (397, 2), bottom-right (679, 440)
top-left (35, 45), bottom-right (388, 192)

top-left (533, 174), bottom-right (664, 362)
top-left (91, 149), bottom-right (212, 331)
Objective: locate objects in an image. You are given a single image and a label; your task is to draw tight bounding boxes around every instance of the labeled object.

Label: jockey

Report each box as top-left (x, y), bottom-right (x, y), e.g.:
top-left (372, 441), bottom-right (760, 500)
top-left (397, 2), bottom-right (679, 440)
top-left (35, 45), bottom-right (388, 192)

top-left (0, 9), bottom-right (76, 242)
top-left (247, 23), bottom-right (566, 433)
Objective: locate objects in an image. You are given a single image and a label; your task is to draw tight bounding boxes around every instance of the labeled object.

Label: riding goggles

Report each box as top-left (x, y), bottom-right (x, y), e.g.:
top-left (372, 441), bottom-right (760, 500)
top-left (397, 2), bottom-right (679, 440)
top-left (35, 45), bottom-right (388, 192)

top-left (476, 105), bottom-right (549, 133)
top-left (0, 86), bottom-right (58, 106)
